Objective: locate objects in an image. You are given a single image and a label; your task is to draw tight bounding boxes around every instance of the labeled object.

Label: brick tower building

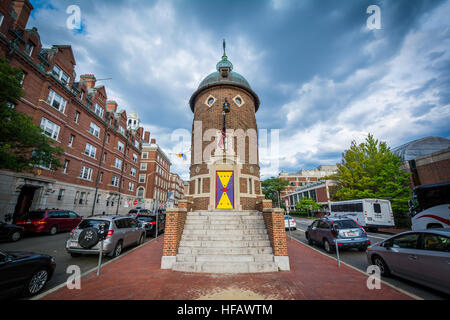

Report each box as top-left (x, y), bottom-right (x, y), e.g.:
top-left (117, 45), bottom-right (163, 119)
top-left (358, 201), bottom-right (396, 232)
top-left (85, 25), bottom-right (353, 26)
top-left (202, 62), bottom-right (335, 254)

top-left (188, 42), bottom-right (264, 211)
top-left (161, 42), bottom-right (289, 273)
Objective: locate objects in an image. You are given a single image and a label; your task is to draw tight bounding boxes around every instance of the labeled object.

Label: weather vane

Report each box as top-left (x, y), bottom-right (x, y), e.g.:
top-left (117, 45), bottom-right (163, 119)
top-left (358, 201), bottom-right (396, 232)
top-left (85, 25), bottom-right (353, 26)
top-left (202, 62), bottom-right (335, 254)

top-left (223, 39), bottom-right (226, 56)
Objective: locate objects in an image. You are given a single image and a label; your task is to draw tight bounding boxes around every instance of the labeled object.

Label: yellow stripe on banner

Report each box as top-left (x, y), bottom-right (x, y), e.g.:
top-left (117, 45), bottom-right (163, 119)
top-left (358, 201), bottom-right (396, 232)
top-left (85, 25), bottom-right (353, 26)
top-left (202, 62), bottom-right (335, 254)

top-left (218, 172), bottom-right (232, 188)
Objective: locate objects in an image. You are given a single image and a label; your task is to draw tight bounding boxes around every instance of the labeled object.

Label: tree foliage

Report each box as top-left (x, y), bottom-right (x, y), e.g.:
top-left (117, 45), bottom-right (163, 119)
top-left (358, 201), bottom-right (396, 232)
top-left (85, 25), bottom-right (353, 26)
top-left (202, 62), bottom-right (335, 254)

top-left (0, 58), bottom-right (63, 172)
top-left (328, 134), bottom-right (411, 214)
top-left (261, 177), bottom-right (289, 206)
top-left (295, 198), bottom-right (321, 214)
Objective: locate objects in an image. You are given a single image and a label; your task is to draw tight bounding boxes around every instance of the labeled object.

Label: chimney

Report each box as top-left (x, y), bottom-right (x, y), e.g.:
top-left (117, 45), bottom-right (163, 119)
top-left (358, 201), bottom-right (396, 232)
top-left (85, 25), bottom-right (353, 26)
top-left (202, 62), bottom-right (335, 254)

top-left (144, 131), bottom-right (150, 143)
top-left (80, 74), bottom-right (96, 89)
top-left (12, 0), bottom-right (34, 30)
top-left (151, 138), bottom-right (156, 145)
top-left (106, 100), bottom-right (117, 113)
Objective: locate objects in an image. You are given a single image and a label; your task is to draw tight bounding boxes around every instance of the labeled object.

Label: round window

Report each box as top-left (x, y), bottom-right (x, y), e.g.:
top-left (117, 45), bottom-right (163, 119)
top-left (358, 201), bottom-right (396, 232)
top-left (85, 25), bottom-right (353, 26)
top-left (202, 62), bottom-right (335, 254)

top-left (235, 97), bottom-right (242, 105)
top-left (208, 98), bottom-right (215, 106)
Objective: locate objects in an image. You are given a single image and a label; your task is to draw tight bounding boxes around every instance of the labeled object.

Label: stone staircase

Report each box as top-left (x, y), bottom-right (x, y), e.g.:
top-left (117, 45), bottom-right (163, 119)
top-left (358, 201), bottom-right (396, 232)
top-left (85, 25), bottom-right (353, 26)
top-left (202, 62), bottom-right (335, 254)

top-left (172, 210), bottom-right (279, 273)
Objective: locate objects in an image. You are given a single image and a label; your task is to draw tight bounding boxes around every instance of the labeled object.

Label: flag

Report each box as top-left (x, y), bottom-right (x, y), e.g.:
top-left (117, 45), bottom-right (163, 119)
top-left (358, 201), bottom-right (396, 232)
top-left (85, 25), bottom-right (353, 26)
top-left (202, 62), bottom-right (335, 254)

top-left (218, 123), bottom-right (226, 149)
top-left (175, 153), bottom-right (187, 161)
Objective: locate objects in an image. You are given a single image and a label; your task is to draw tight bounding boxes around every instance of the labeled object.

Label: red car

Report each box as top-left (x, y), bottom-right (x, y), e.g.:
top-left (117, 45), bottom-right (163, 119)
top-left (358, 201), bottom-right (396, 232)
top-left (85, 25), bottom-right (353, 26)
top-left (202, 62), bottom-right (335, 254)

top-left (16, 210), bottom-right (82, 235)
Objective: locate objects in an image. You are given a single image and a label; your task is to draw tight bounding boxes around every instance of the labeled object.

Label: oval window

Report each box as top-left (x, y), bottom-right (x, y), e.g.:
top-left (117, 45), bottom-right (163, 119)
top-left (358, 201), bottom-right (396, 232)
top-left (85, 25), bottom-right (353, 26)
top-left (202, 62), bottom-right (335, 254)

top-left (235, 97), bottom-right (242, 105)
top-left (208, 98), bottom-right (214, 106)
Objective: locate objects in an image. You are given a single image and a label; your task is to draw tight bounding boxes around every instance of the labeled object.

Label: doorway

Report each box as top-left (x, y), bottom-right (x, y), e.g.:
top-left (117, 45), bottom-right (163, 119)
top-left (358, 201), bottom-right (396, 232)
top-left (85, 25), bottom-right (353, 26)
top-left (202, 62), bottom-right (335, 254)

top-left (215, 171), bottom-right (234, 209)
top-left (13, 186), bottom-right (38, 222)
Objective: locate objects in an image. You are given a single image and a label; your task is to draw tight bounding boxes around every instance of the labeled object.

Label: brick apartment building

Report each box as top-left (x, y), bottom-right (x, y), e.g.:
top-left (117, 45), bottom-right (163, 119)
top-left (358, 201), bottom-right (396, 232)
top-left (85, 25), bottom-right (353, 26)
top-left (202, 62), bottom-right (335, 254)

top-left (0, 0), bottom-right (151, 219)
top-left (283, 180), bottom-right (336, 212)
top-left (278, 165), bottom-right (337, 198)
top-left (136, 138), bottom-right (172, 212)
top-left (167, 172), bottom-right (184, 208)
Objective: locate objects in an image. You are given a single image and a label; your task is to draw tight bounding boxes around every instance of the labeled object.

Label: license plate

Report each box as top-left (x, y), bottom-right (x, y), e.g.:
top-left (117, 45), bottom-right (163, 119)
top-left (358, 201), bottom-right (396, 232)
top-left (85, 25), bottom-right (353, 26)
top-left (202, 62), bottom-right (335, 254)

top-left (346, 232), bottom-right (357, 237)
top-left (70, 241), bottom-right (78, 247)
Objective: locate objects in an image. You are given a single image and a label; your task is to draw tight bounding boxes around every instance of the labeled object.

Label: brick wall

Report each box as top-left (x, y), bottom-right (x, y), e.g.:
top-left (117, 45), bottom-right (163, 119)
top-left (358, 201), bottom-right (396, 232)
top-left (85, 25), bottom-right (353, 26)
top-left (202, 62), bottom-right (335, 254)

top-left (263, 208), bottom-right (288, 256)
top-left (162, 208), bottom-right (187, 256)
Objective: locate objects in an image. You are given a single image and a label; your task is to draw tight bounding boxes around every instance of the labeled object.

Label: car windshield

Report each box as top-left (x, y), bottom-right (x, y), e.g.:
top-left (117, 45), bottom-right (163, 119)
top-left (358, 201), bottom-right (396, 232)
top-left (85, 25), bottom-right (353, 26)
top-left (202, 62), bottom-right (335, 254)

top-left (284, 216), bottom-right (292, 220)
top-left (78, 219), bottom-right (110, 230)
top-left (22, 211), bottom-right (45, 220)
top-left (137, 216), bottom-right (155, 222)
top-left (334, 220), bottom-right (359, 229)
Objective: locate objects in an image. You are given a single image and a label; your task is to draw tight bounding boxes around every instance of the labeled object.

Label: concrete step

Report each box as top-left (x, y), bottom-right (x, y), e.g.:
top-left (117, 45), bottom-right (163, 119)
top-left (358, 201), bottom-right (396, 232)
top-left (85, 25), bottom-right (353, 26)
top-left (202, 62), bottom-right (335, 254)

top-left (178, 246), bottom-right (273, 255)
top-left (188, 211), bottom-right (261, 217)
top-left (184, 223), bottom-right (266, 230)
top-left (183, 229), bottom-right (268, 235)
top-left (176, 254), bottom-right (275, 263)
top-left (181, 234), bottom-right (269, 241)
top-left (179, 240), bottom-right (271, 248)
top-left (172, 261), bottom-right (278, 273)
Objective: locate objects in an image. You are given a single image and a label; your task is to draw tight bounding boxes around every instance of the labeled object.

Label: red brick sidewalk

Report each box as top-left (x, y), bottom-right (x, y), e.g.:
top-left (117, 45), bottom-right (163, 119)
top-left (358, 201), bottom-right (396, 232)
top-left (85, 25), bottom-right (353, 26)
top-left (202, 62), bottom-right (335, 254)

top-left (39, 237), bottom-right (415, 300)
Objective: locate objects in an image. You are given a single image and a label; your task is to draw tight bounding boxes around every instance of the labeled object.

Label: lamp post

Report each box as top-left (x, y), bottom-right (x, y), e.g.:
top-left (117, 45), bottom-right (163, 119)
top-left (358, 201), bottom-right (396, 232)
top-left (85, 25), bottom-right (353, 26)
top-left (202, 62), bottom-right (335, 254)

top-left (221, 98), bottom-right (230, 151)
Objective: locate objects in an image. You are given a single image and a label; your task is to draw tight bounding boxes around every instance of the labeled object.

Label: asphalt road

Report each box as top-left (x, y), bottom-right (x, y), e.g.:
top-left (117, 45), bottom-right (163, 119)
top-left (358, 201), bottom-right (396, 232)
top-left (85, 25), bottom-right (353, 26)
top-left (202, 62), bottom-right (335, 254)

top-left (290, 217), bottom-right (449, 300)
top-left (0, 230), bottom-right (160, 299)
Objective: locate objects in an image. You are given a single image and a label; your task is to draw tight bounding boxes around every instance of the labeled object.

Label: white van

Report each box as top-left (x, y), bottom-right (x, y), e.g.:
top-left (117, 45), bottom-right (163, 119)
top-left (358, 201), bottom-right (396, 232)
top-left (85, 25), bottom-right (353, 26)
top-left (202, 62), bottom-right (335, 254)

top-left (328, 199), bottom-right (395, 231)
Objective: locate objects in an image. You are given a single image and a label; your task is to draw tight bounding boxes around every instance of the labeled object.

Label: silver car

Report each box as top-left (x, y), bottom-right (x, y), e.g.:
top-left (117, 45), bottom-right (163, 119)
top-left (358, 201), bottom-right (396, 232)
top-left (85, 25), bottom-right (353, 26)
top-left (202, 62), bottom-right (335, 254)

top-left (66, 215), bottom-right (146, 258)
top-left (366, 228), bottom-right (450, 294)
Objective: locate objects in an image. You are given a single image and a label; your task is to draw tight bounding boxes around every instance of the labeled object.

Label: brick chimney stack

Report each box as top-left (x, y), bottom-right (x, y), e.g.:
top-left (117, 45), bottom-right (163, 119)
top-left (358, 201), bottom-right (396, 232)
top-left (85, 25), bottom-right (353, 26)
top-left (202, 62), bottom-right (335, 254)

top-left (106, 100), bottom-right (118, 113)
top-left (80, 74), bottom-right (96, 89)
top-left (12, 0), bottom-right (34, 30)
top-left (151, 138), bottom-right (156, 144)
top-left (144, 131), bottom-right (150, 143)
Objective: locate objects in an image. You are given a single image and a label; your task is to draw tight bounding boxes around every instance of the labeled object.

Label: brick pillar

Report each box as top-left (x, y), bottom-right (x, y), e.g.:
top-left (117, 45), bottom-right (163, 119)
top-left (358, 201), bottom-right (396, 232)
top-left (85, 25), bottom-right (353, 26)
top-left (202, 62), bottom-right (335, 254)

top-left (262, 207), bottom-right (290, 271)
top-left (161, 207), bottom-right (187, 269)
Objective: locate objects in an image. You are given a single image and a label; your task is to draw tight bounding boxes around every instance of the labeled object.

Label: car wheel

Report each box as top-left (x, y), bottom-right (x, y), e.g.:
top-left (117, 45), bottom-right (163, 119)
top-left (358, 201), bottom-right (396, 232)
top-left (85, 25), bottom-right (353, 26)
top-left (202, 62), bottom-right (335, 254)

top-left (49, 226), bottom-right (58, 235)
top-left (306, 233), bottom-right (313, 245)
top-left (138, 234), bottom-right (144, 246)
top-left (323, 238), bottom-right (333, 253)
top-left (113, 241), bottom-right (123, 258)
top-left (23, 269), bottom-right (49, 297)
top-left (9, 231), bottom-right (22, 242)
top-left (372, 255), bottom-right (391, 276)
top-left (70, 253), bottom-right (81, 257)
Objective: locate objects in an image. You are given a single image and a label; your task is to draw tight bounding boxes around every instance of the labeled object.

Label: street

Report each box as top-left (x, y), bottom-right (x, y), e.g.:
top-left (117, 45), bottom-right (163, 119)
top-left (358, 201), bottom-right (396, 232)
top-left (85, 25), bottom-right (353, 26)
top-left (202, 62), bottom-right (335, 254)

top-left (290, 217), bottom-right (449, 300)
top-left (0, 230), bottom-right (159, 299)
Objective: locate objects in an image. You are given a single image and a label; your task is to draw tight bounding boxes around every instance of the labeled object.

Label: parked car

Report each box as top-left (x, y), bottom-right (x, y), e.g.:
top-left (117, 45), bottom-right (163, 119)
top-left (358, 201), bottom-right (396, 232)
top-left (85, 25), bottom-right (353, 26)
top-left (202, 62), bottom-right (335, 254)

top-left (66, 215), bottom-right (146, 258)
top-left (135, 214), bottom-right (165, 237)
top-left (366, 228), bottom-right (450, 294)
top-left (305, 217), bottom-right (371, 253)
top-left (0, 249), bottom-right (56, 298)
top-left (0, 221), bottom-right (24, 242)
top-left (16, 210), bottom-right (82, 235)
top-left (284, 215), bottom-right (296, 230)
top-left (128, 208), bottom-right (152, 216)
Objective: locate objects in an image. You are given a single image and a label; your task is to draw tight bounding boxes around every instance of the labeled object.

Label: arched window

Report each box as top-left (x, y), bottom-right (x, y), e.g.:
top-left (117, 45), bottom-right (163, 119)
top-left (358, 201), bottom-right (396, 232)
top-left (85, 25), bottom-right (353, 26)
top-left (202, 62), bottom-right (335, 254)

top-left (137, 187), bottom-right (144, 198)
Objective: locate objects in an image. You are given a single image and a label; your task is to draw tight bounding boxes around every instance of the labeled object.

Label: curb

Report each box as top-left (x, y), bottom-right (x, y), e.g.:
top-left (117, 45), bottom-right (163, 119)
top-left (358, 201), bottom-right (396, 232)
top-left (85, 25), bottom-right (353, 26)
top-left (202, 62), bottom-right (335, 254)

top-left (31, 235), bottom-right (161, 300)
top-left (287, 236), bottom-right (423, 300)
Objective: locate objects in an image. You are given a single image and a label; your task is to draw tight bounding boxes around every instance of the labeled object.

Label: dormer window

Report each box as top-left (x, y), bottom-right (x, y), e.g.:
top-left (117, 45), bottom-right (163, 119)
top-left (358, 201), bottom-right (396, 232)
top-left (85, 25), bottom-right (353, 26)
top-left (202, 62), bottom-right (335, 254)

top-left (52, 64), bottom-right (70, 85)
top-left (94, 103), bottom-right (104, 118)
top-left (25, 41), bottom-right (35, 57)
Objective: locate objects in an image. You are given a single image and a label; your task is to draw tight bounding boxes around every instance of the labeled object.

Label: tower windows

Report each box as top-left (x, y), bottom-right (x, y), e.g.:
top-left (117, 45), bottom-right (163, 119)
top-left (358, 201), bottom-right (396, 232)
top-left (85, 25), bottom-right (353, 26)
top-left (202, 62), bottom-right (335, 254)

top-left (205, 95), bottom-right (216, 107)
top-left (233, 95), bottom-right (244, 107)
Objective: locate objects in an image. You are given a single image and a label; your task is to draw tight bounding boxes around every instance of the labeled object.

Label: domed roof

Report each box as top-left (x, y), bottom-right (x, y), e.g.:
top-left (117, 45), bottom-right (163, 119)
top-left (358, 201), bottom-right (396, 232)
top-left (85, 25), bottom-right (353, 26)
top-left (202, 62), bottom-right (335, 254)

top-left (392, 136), bottom-right (450, 161)
top-left (189, 44), bottom-right (260, 113)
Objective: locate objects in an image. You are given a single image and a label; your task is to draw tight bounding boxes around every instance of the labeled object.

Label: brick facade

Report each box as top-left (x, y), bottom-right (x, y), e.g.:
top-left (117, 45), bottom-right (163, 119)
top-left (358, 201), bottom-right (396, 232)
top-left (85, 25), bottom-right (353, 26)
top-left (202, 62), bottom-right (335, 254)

top-left (263, 207), bottom-right (288, 256)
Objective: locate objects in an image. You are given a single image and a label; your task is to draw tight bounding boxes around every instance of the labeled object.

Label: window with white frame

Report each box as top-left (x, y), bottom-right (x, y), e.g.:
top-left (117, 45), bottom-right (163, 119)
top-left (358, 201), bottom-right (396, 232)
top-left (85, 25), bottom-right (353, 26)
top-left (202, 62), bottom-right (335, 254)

top-left (118, 125), bottom-right (125, 135)
top-left (139, 174), bottom-right (146, 183)
top-left (117, 141), bottom-right (124, 152)
top-left (25, 41), bottom-right (34, 56)
top-left (89, 122), bottom-right (100, 138)
top-left (137, 187), bottom-right (144, 198)
top-left (47, 89), bottom-right (67, 113)
top-left (63, 160), bottom-right (69, 173)
top-left (111, 176), bottom-right (119, 187)
top-left (0, 13), bottom-right (4, 27)
top-left (134, 140), bottom-right (139, 149)
top-left (132, 153), bottom-right (138, 162)
top-left (68, 134), bottom-right (75, 147)
top-left (80, 166), bottom-right (93, 180)
top-left (84, 143), bottom-right (97, 158)
top-left (140, 163), bottom-right (147, 170)
top-left (128, 182), bottom-right (134, 192)
top-left (142, 152), bottom-right (148, 159)
top-left (94, 103), bottom-right (104, 118)
top-left (114, 158), bottom-right (122, 169)
top-left (74, 111), bottom-right (80, 123)
top-left (40, 117), bottom-right (60, 140)
top-left (131, 167), bottom-right (136, 177)
top-left (51, 64), bottom-right (70, 85)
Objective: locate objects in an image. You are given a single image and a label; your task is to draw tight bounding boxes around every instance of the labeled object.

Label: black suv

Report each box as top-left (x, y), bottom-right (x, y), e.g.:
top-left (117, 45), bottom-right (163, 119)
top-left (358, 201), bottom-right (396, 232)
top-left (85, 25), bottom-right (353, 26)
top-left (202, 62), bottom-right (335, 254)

top-left (135, 214), bottom-right (165, 237)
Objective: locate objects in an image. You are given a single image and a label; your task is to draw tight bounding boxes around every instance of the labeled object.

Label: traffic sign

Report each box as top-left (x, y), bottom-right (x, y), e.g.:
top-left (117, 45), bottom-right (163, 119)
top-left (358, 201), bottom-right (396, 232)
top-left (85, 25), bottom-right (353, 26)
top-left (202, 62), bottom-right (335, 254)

top-left (133, 200), bottom-right (138, 205)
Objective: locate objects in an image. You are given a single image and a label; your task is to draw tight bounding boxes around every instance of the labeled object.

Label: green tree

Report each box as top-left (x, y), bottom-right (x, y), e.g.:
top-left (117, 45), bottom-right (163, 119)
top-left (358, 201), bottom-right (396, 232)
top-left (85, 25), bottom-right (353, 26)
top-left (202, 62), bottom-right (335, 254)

top-left (295, 198), bottom-right (321, 216)
top-left (261, 177), bottom-right (289, 207)
top-left (0, 58), bottom-right (63, 172)
top-left (328, 134), bottom-right (411, 214)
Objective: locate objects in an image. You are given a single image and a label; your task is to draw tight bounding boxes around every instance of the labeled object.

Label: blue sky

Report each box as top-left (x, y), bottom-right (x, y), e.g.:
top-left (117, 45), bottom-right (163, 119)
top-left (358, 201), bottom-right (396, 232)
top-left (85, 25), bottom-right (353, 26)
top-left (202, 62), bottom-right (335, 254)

top-left (28, 0), bottom-right (450, 180)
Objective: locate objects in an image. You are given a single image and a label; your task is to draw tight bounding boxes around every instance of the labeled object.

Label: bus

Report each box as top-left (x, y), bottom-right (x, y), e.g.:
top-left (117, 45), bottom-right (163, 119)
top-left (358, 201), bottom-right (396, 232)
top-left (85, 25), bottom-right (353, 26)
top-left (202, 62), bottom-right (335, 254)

top-left (328, 199), bottom-right (395, 231)
top-left (409, 181), bottom-right (450, 230)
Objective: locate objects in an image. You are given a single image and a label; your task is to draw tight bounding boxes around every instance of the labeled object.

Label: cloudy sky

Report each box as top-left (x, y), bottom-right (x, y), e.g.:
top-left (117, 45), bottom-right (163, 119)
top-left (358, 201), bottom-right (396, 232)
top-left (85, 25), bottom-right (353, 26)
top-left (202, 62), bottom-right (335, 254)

top-left (28, 0), bottom-right (450, 180)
